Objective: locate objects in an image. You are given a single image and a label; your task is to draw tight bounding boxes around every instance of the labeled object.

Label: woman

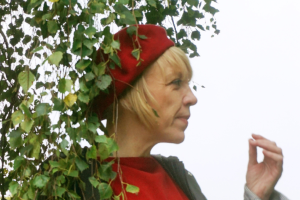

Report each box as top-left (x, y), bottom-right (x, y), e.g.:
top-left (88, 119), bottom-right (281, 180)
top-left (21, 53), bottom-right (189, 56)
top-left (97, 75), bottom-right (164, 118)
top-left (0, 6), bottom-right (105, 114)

top-left (88, 24), bottom-right (288, 200)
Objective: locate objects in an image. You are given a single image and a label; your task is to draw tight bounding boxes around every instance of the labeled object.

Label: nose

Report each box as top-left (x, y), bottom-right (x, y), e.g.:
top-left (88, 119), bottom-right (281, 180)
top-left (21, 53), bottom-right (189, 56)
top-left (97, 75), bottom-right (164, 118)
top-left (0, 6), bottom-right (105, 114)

top-left (183, 85), bottom-right (198, 106)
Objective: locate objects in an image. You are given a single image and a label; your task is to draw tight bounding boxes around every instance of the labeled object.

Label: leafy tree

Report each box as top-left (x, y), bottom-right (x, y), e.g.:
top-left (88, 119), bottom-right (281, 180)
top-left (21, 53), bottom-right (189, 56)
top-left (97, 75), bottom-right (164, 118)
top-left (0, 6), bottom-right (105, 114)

top-left (0, 0), bottom-right (219, 199)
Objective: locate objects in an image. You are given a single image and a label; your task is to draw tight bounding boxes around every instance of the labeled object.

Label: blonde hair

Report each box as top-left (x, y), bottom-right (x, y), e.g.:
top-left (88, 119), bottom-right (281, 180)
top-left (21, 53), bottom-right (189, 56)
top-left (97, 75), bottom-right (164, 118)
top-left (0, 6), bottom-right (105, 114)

top-left (110, 46), bottom-right (193, 128)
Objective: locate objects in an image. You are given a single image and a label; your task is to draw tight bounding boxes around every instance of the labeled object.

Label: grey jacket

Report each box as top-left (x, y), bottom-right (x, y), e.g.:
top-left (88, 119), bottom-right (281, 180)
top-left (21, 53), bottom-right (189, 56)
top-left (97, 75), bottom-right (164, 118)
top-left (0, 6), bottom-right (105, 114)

top-left (79, 154), bottom-right (289, 200)
top-left (153, 155), bottom-right (289, 200)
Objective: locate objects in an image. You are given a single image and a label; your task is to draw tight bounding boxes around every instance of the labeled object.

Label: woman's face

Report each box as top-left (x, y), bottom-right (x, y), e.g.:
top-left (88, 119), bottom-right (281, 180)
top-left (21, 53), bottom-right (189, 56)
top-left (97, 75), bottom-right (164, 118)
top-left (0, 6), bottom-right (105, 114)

top-left (144, 62), bottom-right (198, 144)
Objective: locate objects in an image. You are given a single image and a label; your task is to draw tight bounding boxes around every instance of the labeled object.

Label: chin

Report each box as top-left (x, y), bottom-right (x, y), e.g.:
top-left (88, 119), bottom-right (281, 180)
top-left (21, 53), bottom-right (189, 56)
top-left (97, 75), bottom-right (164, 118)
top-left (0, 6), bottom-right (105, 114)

top-left (165, 131), bottom-right (185, 144)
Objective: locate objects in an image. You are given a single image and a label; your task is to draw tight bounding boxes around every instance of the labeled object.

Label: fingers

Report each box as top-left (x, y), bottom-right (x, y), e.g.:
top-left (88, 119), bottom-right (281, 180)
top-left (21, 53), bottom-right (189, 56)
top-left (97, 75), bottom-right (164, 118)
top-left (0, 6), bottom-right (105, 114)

top-left (251, 133), bottom-right (266, 140)
top-left (263, 149), bottom-right (284, 169)
top-left (251, 134), bottom-right (283, 155)
top-left (248, 139), bottom-right (258, 166)
top-left (263, 149), bottom-right (284, 163)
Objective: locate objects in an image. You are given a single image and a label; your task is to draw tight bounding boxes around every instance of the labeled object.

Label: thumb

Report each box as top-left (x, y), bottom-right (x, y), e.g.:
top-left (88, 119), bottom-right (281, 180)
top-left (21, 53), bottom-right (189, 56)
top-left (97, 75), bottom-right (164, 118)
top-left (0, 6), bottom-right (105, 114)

top-left (248, 139), bottom-right (258, 166)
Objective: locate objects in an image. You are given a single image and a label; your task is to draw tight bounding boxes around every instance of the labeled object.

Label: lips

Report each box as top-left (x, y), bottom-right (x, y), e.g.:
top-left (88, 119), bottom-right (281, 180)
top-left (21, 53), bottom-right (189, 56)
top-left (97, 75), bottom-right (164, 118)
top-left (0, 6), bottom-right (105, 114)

top-left (177, 115), bottom-right (190, 120)
top-left (176, 115), bottom-right (190, 125)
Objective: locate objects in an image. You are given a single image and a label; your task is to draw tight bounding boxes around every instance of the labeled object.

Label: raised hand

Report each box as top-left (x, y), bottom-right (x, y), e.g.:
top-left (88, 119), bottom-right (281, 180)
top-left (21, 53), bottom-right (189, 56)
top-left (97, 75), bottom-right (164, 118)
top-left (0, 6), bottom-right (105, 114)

top-left (246, 134), bottom-right (283, 200)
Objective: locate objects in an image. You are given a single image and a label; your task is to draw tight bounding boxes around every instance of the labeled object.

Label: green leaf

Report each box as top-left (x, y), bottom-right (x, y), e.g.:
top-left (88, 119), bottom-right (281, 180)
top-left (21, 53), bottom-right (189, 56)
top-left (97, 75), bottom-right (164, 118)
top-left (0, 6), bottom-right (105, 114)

top-left (60, 139), bottom-right (69, 156)
top-left (47, 20), bottom-right (58, 34)
top-left (76, 59), bottom-right (91, 70)
top-left (84, 27), bottom-right (97, 39)
top-left (68, 191), bottom-right (81, 199)
top-left (27, 186), bottom-right (35, 199)
top-left (31, 142), bottom-right (41, 159)
top-left (42, 13), bottom-right (52, 21)
top-left (24, 167), bottom-right (32, 177)
top-left (98, 183), bottom-right (113, 199)
top-left (49, 161), bottom-right (61, 168)
top-left (98, 143), bottom-right (110, 160)
top-left (79, 79), bottom-right (89, 92)
top-left (20, 103), bottom-right (32, 118)
top-left (18, 71), bottom-right (35, 93)
top-left (54, 186), bottom-right (66, 197)
top-left (9, 182), bottom-right (19, 196)
top-left (85, 72), bottom-right (95, 82)
top-left (126, 26), bottom-right (137, 36)
top-left (21, 119), bottom-right (34, 133)
top-left (93, 62), bottom-right (106, 76)
top-left (126, 184), bottom-right (139, 194)
top-left (191, 30), bottom-right (200, 40)
top-left (57, 175), bottom-right (66, 184)
top-left (20, 145), bottom-right (33, 157)
top-left (35, 103), bottom-right (51, 117)
top-left (96, 75), bottom-right (112, 90)
top-left (105, 13), bottom-right (116, 25)
top-left (90, 2), bottom-right (105, 14)
top-left (119, 0), bottom-right (129, 4)
top-left (78, 92), bottom-right (90, 103)
top-left (107, 138), bottom-right (119, 154)
top-left (177, 29), bottom-right (187, 39)
top-left (48, 51), bottom-right (63, 66)
top-left (89, 176), bottom-right (99, 188)
top-left (98, 161), bottom-right (116, 181)
top-left (203, 3), bottom-right (219, 16)
top-left (83, 39), bottom-right (97, 50)
top-left (95, 135), bottom-right (107, 143)
top-left (33, 175), bottom-right (50, 188)
top-left (147, 0), bottom-right (157, 8)
top-left (9, 130), bottom-right (23, 149)
top-left (131, 49), bottom-right (140, 60)
top-left (187, 0), bottom-right (198, 6)
top-left (111, 40), bottom-right (120, 50)
top-left (58, 78), bottom-right (73, 93)
top-left (89, 85), bottom-right (100, 99)
top-left (31, 46), bottom-right (43, 53)
top-left (197, 24), bottom-right (205, 31)
top-left (152, 108), bottom-right (160, 117)
top-left (134, 10), bottom-right (142, 17)
top-left (60, 139), bottom-right (69, 150)
top-left (63, 93), bottom-right (77, 107)
top-left (72, 40), bottom-right (82, 52)
top-left (109, 53), bottom-right (121, 68)
top-left (64, 170), bottom-right (78, 177)
top-left (13, 156), bottom-right (25, 170)
top-left (88, 122), bottom-right (98, 133)
top-left (75, 157), bottom-right (89, 172)
top-left (12, 110), bottom-right (24, 126)
top-left (193, 85), bottom-right (197, 91)
top-left (53, 97), bottom-right (64, 111)
top-left (120, 11), bottom-right (136, 25)
top-left (86, 145), bottom-right (97, 160)
top-left (138, 35), bottom-right (147, 39)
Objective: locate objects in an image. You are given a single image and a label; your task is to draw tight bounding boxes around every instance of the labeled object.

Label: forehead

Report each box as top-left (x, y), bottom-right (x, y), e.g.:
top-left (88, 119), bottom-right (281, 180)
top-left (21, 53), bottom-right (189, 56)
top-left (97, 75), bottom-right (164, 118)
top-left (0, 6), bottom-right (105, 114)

top-left (158, 53), bottom-right (192, 81)
top-left (143, 47), bottom-right (193, 82)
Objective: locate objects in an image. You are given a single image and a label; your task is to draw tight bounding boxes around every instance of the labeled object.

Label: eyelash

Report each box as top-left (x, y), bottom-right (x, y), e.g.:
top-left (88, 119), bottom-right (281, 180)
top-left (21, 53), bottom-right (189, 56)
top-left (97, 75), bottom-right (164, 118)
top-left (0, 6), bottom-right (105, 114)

top-left (171, 79), bottom-right (182, 87)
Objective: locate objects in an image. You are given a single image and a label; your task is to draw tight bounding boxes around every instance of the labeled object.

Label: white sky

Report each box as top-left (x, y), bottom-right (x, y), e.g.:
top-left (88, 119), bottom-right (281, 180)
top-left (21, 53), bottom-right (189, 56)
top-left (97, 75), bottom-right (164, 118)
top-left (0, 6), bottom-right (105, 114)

top-left (152, 0), bottom-right (300, 199)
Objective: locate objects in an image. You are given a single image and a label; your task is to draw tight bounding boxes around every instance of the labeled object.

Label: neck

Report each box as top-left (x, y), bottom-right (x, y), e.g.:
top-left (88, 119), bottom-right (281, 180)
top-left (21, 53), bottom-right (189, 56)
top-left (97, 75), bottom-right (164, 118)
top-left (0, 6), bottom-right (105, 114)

top-left (107, 107), bottom-right (157, 157)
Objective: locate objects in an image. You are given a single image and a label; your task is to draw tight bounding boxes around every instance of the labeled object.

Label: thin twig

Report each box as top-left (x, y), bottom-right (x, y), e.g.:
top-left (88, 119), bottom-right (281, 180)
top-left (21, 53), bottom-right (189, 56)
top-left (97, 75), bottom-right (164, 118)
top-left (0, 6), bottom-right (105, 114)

top-left (171, 16), bottom-right (179, 44)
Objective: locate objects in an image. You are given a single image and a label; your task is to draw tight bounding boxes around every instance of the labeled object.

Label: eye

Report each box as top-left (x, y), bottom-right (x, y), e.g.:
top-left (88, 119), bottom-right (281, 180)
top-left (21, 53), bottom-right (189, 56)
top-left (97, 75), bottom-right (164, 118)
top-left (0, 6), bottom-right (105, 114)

top-left (171, 79), bottom-right (182, 87)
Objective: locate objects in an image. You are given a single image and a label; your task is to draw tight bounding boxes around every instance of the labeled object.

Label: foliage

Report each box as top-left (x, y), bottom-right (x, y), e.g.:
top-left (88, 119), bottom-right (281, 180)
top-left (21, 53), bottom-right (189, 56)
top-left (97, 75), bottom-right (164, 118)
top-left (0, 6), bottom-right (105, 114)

top-left (0, 0), bottom-right (219, 199)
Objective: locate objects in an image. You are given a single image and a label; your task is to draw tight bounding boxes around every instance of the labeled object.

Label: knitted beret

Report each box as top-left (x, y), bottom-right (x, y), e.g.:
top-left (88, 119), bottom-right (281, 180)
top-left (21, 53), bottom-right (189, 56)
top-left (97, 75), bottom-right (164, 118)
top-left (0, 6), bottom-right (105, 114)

top-left (94, 24), bottom-right (175, 119)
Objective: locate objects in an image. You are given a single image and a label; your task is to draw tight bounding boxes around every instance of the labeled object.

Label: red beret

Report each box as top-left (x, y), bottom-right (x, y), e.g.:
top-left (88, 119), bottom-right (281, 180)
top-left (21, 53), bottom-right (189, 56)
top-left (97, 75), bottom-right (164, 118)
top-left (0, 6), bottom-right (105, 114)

top-left (94, 24), bottom-right (175, 119)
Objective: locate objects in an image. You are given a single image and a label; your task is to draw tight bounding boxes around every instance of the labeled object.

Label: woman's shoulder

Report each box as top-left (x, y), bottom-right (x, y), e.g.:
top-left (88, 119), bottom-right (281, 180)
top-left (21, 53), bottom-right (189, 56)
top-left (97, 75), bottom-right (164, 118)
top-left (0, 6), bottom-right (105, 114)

top-left (152, 154), bottom-right (207, 200)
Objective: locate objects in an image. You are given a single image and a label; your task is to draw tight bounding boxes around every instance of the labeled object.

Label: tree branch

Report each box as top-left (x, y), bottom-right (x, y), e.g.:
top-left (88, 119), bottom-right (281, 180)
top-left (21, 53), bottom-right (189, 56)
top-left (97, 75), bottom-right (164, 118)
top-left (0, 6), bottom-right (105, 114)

top-left (171, 16), bottom-right (179, 44)
top-left (0, 25), bottom-right (11, 68)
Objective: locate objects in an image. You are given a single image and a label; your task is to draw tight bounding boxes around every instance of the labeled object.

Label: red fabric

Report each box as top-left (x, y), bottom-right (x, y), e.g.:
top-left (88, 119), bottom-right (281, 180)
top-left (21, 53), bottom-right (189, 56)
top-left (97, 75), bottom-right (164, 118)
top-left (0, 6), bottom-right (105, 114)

top-left (94, 25), bottom-right (174, 119)
top-left (105, 157), bottom-right (189, 200)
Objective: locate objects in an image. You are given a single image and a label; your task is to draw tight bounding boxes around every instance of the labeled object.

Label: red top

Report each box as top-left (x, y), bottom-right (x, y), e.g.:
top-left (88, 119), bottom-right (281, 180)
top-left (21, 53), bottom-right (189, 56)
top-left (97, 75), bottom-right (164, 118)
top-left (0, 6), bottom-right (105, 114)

top-left (106, 156), bottom-right (189, 200)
